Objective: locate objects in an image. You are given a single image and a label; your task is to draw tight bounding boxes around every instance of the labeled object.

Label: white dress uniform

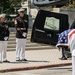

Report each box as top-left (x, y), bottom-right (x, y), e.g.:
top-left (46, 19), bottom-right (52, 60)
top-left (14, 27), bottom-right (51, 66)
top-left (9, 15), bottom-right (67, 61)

top-left (0, 14), bottom-right (10, 62)
top-left (14, 8), bottom-right (28, 61)
top-left (68, 29), bottom-right (75, 75)
top-left (0, 41), bottom-right (7, 61)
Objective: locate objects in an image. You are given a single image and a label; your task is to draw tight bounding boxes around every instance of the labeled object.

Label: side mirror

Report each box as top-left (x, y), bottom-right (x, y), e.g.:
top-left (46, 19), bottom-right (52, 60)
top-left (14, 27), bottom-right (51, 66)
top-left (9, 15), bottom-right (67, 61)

top-left (33, 0), bottom-right (69, 7)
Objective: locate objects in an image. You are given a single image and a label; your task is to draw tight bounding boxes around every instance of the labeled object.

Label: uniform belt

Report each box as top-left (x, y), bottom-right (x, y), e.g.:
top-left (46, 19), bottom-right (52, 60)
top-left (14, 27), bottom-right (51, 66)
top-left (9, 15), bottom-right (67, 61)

top-left (20, 28), bottom-right (26, 30)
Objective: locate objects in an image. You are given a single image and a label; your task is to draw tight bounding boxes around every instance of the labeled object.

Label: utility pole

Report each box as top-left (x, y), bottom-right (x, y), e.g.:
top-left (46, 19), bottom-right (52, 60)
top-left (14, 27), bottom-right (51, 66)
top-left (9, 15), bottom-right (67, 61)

top-left (28, 0), bottom-right (33, 28)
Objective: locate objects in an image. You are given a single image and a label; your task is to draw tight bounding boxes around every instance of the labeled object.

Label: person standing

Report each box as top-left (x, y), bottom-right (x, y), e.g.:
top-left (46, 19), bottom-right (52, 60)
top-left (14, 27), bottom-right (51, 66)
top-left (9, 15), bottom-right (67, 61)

top-left (0, 14), bottom-right (10, 63)
top-left (14, 8), bottom-right (28, 61)
top-left (68, 29), bottom-right (75, 75)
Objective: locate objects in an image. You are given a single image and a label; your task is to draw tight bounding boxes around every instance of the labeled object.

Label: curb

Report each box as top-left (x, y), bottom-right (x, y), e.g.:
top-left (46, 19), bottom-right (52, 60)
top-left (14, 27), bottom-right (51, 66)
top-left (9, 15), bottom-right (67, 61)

top-left (0, 62), bottom-right (72, 73)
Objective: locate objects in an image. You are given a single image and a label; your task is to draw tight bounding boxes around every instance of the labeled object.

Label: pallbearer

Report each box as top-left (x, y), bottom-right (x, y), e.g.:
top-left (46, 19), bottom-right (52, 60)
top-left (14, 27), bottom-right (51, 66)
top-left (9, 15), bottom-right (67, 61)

top-left (0, 14), bottom-right (10, 63)
top-left (14, 8), bottom-right (28, 61)
top-left (68, 29), bottom-right (75, 75)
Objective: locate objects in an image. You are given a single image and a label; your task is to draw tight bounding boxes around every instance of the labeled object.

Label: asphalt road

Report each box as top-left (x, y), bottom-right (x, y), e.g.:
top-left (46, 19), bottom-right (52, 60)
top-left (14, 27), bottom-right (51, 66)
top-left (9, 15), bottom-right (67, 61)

top-left (0, 66), bottom-right (72, 75)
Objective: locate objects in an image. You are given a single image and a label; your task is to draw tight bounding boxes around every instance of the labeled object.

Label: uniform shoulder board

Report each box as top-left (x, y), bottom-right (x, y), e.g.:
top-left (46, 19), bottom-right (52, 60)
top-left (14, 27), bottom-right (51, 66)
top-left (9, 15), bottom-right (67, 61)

top-left (17, 17), bottom-right (22, 21)
top-left (15, 17), bottom-right (19, 20)
top-left (14, 17), bottom-right (18, 25)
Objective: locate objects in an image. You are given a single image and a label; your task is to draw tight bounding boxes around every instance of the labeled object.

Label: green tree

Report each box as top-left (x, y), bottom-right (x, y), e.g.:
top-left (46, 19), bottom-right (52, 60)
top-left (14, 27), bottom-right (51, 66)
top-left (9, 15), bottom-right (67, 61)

top-left (70, 0), bottom-right (75, 4)
top-left (0, 0), bottom-right (10, 13)
top-left (66, 0), bottom-right (75, 8)
top-left (0, 0), bottom-right (21, 14)
top-left (9, 0), bottom-right (21, 14)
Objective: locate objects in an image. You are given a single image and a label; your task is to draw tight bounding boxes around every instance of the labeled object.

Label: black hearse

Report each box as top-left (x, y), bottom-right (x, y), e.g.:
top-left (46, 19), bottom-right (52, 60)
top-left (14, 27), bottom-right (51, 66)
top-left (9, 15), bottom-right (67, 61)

top-left (31, 10), bottom-right (69, 45)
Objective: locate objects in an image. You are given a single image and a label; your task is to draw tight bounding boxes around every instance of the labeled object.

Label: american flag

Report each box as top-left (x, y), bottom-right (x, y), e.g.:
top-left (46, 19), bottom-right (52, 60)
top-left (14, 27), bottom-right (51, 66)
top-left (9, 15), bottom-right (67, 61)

top-left (68, 29), bottom-right (75, 39)
top-left (56, 29), bottom-right (72, 48)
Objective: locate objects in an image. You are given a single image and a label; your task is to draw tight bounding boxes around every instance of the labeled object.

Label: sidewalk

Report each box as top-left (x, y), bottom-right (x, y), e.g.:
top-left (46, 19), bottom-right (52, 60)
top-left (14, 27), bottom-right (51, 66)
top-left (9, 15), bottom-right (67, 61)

top-left (0, 49), bottom-right (72, 72)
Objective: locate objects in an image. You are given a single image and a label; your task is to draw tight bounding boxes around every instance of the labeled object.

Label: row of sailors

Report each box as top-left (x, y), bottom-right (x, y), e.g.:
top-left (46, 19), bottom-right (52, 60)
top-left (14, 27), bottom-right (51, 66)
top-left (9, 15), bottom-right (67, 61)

top-left (0, 8), bottom-right (28, 63)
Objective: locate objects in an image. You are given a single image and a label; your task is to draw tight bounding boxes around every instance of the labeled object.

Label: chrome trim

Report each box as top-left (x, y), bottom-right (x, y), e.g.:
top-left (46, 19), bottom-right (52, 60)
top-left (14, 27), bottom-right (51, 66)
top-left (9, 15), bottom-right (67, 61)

top-left (35, 29), bottom-right (45, 33)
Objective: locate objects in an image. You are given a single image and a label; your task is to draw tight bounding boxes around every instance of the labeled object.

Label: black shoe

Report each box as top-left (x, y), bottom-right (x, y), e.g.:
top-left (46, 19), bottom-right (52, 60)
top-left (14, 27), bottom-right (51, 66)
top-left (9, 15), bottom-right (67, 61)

top-left (59, 57), bottom-right (67, 60)
top-left (0, 61), bottom-right (2, 63)
top-left (3, 60), bottom-right (10, 63)
top-left (21, 59), bottom-right (27, 61)
top-left (16, 59), bottom-right (21, 61)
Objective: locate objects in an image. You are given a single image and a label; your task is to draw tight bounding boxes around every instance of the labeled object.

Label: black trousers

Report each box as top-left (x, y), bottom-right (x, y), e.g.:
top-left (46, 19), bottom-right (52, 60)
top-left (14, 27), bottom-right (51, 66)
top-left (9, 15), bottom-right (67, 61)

top-left (61, 46), bottom-right (68, 58)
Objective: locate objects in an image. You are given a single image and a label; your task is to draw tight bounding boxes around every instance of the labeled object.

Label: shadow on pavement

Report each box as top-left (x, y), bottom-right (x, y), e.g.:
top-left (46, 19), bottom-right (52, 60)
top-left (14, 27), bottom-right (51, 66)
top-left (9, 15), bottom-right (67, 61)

top-left (7, 60), bottom-right (50, 64)
top-left (28, 60), bottom-right (50, 63)
top-left (47, 67), bottom-right (72, 71)
top-left (9, 61), bottom-right (29, 64)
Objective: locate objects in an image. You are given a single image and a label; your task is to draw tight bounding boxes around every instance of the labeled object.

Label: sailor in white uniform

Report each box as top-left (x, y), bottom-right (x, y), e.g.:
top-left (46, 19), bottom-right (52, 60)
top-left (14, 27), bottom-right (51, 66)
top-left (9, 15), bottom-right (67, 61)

top-left (0, 14), bottom-right (10, 63)
top-left (14, 8), bottom-right (28, 61)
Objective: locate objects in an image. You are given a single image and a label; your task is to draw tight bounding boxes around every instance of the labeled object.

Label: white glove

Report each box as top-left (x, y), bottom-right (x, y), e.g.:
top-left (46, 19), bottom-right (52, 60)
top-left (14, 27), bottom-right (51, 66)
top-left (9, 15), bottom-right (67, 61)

top-left (4, 37), bottom-right (8, 41)
top-left (22, 32), bottom-right (27, 37)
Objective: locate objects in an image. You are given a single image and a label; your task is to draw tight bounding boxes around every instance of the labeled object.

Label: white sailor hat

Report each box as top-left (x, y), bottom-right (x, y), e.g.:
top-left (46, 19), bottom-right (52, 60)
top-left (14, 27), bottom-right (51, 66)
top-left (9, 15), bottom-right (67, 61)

top-left (18, 8), bottom-right (25, 13)
top-left (0, 14), bottom-right (6, 18)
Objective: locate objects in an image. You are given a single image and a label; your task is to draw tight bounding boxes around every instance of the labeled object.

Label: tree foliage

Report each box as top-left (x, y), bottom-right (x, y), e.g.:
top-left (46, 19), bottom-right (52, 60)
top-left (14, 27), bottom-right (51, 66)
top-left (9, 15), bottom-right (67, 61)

top-left (0, 0), bottom-right (75, 14)
top-left (65, 0), bottom-right (75, 8)
top-left (0, 0), bottom-right (21, 14)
